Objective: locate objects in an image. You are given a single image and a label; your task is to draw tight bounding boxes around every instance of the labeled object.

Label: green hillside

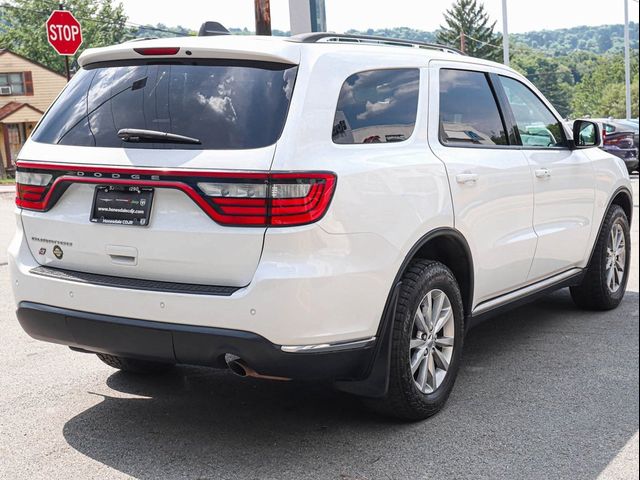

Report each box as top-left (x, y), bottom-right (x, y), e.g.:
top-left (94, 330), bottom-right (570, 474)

top-left (514, 23), bottom-right (639, 55)
top-left (345, 23), bottom-right (639, 56)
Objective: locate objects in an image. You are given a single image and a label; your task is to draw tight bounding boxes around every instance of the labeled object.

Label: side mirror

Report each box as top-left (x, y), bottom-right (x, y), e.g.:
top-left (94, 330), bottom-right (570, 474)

top-left (572, 119), bottom-right (601, 149)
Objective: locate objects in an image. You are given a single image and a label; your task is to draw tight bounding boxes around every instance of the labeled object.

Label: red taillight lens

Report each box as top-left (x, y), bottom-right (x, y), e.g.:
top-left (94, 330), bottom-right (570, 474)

top-left (15, 172), bottom-right (53, 209)
top-left (198, 173), bottom-right (336, 227)
top-left (134, 47), bottom-right (180, 56)
top-left (270, 174), bottom-right (335, 226)
top-left (604, 134), bottom-right (634, 148)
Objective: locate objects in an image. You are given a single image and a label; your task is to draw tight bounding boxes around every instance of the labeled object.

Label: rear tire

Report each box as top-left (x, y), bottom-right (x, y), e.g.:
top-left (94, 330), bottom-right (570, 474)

top-left (96, 353), bottom-right (174, 374)
top-left (570, 205), bottom-right (631, 310)
top-left (367, 259), bottom-right (464, 420)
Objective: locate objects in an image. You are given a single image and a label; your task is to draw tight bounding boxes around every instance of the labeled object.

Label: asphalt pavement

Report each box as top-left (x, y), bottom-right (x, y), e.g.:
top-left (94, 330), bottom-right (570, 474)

top-left (0, 177), bottom-right (638, 480)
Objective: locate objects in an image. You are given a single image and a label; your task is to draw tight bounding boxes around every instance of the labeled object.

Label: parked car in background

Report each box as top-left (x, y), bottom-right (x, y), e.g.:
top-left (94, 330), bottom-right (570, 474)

top-left (599, 118), bottom-right (638, 174)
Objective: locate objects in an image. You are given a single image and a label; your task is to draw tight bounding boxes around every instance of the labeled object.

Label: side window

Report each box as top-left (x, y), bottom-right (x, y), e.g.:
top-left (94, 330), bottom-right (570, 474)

top-left (332, 69), bottom-right (419, 144)
top-left (499, 76), bottom-right (567, 148)
top-left (439, 69), bottom-right (508, 146)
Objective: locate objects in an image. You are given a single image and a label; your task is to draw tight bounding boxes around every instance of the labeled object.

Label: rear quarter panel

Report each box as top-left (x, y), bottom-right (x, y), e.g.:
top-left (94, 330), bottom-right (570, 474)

top-left (269, 48), bottom-right (454, 336)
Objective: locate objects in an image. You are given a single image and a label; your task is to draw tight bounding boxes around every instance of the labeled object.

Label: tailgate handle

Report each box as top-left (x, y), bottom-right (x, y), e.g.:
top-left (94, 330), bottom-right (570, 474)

top-left (106, 245), bottom-right (138, 266)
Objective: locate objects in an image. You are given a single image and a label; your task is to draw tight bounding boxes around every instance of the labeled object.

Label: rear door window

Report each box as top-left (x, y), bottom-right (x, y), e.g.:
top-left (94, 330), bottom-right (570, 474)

top-left (439, 69), bottom-right (508, 146)
top-left (332, 69), bottom-right (420, 144)
top-left (32, 60), bottom-right (298, 150)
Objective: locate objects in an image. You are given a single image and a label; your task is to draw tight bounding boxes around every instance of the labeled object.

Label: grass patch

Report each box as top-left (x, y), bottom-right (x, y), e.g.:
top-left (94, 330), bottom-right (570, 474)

top-left (0, 177), bottom-right (16, 185)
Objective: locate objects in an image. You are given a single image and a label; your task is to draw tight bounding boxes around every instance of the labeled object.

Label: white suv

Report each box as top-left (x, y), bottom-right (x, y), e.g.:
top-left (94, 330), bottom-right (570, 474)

top-left (9, 32), bottom-right (632, 419)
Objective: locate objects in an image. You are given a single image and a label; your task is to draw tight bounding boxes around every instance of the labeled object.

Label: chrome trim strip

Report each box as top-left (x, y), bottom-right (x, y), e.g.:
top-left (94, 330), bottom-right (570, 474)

top-left (281, 336), bottom-right (377, 353)
top-left (472, 268), bottom-right (583, 315)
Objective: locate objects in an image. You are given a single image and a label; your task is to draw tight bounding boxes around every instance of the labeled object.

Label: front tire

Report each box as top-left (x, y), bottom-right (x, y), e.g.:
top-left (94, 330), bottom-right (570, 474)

top-left (570, 204), bottom-right (631, 310)
top-left (96, 353), bottom-right (174, 374)
top-left (369, 259), bottom-right (464, 420)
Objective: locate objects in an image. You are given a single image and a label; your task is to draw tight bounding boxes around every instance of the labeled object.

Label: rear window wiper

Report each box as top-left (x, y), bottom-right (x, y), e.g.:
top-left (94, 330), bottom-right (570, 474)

top-left (117, 128), bottom-right (201, 145)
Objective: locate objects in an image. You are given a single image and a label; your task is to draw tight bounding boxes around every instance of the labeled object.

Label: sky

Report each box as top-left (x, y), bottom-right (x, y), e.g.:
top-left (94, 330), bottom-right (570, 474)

top-left (120, 0), bottom-right (640, 34)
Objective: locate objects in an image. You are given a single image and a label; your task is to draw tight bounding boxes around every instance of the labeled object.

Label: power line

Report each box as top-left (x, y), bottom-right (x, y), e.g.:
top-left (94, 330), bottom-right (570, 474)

top-left (0, 3), bottom-right (192, 36)
top-left (463, 33), bottom-right (502, 50)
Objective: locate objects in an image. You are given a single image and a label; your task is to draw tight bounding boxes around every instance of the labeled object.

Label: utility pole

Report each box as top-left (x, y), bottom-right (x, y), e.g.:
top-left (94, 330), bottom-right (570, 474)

top-left (623, 0), bottom-right (631, 119)
top-left (502, 0), bottom-right (509, 66)
top-left (59, 2), bottom-right (70, 81)
top-left (460, 31), bottom-right (466, 54)
top-left (254, 0), bottom-right (272, 36)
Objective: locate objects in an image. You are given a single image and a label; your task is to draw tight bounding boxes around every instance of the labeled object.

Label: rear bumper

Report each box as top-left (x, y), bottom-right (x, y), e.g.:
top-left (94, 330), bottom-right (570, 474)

top-left (9, 215), bottom-right (400, 346)
top-left (16, 301), bottom-right (376, 381)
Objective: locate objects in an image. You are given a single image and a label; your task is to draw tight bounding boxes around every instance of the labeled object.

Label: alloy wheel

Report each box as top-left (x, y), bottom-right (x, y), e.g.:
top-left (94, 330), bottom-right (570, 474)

top-left (606, 222), bottom-right (626, 293)
top-left (409, 289), bottom-right (455, 394)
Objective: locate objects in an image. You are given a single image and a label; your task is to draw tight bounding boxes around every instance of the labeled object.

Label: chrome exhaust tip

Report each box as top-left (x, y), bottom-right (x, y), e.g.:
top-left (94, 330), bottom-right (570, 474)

top-left (224, 354), bottom-right (249, 377)
top-left (224, 353), bottom-right (290, 381)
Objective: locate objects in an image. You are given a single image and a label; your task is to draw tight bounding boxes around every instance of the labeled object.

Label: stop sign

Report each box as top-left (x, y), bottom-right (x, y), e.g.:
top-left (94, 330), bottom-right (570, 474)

top-left (46, 10), bottom-right (83, 56)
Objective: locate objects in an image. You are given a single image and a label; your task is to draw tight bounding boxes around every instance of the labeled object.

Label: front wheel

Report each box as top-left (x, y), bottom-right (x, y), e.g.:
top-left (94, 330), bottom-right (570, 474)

top-left (571, 204), bottom-right (631, 310)
top-left (368, 259), bottom-right (464, 420)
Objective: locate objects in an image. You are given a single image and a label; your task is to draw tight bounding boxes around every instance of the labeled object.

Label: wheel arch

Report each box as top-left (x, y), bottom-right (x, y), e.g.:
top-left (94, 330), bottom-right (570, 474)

top-left (409, 229), bottom-right (474, 317)
top-left (611, 187), bottom-right (633, 225)
top-left (334, 227), bottom-right (474, 398)
top-left (587, 186), bottom-right (634, 267)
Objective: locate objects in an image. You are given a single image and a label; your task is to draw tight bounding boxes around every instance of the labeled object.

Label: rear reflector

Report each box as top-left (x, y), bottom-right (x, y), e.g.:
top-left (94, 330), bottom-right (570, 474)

top-left (134, 47), bottom-right (180, 56)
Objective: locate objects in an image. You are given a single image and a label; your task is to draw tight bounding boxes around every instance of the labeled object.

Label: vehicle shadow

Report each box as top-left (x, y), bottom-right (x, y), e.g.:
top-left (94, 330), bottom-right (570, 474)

top-left (62, 290), bottom-right (639, 480)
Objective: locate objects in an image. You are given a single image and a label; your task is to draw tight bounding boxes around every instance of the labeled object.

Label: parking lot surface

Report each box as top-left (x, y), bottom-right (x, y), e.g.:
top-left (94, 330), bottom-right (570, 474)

top-left (0, 177), bottom-right (638, 480)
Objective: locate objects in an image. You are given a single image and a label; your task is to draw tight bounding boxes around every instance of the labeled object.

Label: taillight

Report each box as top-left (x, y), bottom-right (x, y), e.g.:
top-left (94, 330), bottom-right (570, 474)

top-left (198, 173), bottom-right (336, 227)
top-left (15, 162), bottom-right (336, 227)
top-left (15, 171), bottom-right (53, 209)
top-left (134, 47), bottom-right (180, 56)
top-left (604, 134), bottom-right (634, 148)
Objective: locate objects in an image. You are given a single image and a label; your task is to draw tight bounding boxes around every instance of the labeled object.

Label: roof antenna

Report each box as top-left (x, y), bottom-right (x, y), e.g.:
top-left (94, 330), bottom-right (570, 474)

top-left (198, 21), bottom-right (230, 36)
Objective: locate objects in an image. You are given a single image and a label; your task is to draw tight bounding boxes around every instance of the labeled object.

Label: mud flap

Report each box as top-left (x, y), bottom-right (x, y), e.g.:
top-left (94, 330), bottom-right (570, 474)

top-left (333, 281), bottom-right (402, 398)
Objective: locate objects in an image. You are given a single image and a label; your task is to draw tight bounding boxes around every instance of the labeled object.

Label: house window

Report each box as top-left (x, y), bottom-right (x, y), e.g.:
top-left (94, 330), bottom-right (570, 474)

top-left (0, 72), bottom-right (26, 95)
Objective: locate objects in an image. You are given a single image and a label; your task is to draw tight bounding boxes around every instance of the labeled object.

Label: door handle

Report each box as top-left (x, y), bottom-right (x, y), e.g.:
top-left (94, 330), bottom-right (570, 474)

top-left (535, 168), bottom-right (552, 179)
top-left (455, 173), bottom-right (479, 185)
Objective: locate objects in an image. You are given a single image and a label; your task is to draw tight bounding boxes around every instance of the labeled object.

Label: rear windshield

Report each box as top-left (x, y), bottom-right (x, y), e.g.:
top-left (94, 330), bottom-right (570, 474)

top-left (32, 60), bottom-right (297, 150)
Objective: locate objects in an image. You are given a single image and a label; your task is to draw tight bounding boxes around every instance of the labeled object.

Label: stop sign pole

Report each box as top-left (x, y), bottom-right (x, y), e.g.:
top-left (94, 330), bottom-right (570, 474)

top-left (46, 4), bottom-right (83, 81)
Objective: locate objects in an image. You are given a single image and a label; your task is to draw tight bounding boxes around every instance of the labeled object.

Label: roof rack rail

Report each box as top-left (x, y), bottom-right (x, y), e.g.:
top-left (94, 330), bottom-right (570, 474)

top-left (290, 33), bottom-right (464, 55)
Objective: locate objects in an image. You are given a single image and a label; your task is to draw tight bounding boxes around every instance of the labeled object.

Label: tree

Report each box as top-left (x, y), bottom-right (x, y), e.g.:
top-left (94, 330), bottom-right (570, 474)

top-left (133, 23), bottom-right (194, 39)
top-left (570, 55), bottom-right (639, 118)
top-left (436, 0), bottom-right (502, 61)
top-left (598, 80), bottom-right (639, 118)
top-left (0, 0), bottom-right (130, 75)
top-left (510, 47), bottom-right (575, 117)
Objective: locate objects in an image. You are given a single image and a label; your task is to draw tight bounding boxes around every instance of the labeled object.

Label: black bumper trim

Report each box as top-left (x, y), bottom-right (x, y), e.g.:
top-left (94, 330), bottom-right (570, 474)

top-left (16, 302), bottom-right (375, 381)
top-left (30, 265), bottom-right (240, 296)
